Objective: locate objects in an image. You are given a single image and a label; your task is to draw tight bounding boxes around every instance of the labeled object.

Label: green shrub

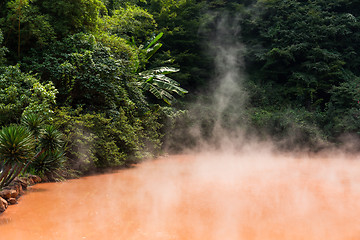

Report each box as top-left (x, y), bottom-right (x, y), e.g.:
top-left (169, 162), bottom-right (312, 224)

top-left (51, 106), bottom-right (162, 172)
top-left (250, 107), bottom-right (327, 149)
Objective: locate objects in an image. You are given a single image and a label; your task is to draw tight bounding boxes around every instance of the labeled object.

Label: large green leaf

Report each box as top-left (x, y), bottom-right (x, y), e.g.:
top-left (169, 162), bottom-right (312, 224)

top-left (146, 43), bottom-right (163, 60)
top-left (138, 66), bottom-right (187, 104)
top-left (139, 67), bottom-right (180, 76)
top-left (144, 32), bottom-right (164, 50)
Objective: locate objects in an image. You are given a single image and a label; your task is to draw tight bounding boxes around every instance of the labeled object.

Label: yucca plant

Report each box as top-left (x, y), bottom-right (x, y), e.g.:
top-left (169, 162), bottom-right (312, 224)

top-left (30, 150), bottom-right (66, 181)
top-left (0, 113), bottom-right (67, 187)
top-left (38, 125), bottom-right (64, 153)
top-left (21, 113), bottom-right (44, 139)
top-left (22, 124), bottom-right (64, 174)
top-left (0, 125), bottom-right (34, 188)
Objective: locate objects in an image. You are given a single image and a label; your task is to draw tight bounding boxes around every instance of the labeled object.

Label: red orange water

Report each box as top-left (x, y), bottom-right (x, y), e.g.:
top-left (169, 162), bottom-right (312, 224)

top-left (1, 151), bottom-right (360, 239)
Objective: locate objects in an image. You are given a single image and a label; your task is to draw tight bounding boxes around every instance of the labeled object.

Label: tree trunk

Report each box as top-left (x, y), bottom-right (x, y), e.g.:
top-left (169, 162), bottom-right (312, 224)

top-left (2, 163), bottom-right (17, 184)
top-left (0, 164), bottom-right (12, 188)
top-left (18, 0), bottom-right (22, 59)
top-left (21, 148), bottom-right (45, 175)
top-left (4, 164), bottom-right (24, 187)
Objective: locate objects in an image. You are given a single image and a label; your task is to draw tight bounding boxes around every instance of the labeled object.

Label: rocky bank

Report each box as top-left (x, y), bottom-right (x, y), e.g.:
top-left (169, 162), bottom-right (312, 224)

top-left (0, 175), bottom-right (41, 213)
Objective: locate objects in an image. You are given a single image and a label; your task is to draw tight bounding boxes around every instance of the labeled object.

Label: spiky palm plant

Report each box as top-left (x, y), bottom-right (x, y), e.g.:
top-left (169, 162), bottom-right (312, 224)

top-left (39, 125), bottom-right (64, 153)
top-left (22, 124), bottom-right (64, 174)
top-left (21, 113), bottom-right (44, 139)
top-left (0, 125), bottom-right (34, 188)
top-left (30, 150), bottom-right (66, 181)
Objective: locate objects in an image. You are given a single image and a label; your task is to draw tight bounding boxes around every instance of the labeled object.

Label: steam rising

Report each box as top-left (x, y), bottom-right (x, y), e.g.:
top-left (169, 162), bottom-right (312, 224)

top-left (166, 13), bottom-right (250, 151)
top-left (209, 14), bottom-right (247, 147)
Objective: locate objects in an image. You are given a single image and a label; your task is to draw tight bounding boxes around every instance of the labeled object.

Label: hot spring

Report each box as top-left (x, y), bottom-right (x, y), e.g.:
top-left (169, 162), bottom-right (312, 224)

top-left (1, 148), bottom-right (360, 240)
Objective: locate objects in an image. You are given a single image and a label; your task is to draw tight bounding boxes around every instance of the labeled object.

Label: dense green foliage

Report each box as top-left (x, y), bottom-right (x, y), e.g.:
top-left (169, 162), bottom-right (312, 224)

top-left (241, 0), bottom-right (360, 144)
top-left (0, 65), bottom-right (57, 126)
top-left (1, 0), bottom-right (360, 183)
top-left (0, 0), bottom-right (183, 181)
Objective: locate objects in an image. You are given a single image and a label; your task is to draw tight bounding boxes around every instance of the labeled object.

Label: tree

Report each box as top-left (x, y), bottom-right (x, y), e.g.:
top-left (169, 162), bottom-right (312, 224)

top-left (238, 0), bottom-right (360, 143)
top-left (0, 30), bottom-right (7, 66)
top-left (35, 0), bottom-right (106, 37)
top-left (0, 0), bottom-right (56, 62)
top-left (101, 4), bottom-right (156, 44)
top-left (142, 0), bottom-right (213, 92)
top-left (24, 33), bottom-right (136, 110)
top-left (0, 0), bottom-right (106, 62)
top-left (0, 65), bottom-right (57, 126)
top-left (242, 0), bottom-right (360, 110)
top-left (325, 75), bottom-right (360, 138)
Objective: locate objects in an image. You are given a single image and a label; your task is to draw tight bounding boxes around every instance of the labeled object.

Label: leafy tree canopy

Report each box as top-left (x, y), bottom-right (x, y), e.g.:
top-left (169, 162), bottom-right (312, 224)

top-left (0, 65), bottom-right (57, 126)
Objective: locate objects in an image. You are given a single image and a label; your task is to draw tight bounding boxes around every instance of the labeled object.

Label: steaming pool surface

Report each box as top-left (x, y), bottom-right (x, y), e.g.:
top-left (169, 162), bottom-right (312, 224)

top-left (1, 152), bottom-right (360, 240)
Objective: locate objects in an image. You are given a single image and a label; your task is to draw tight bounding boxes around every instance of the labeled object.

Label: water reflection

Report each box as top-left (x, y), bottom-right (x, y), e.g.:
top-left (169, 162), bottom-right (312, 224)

top-left (27, 187), bottom-right (48, 193)
top-left (0, 217), bottom-right (12, 225)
